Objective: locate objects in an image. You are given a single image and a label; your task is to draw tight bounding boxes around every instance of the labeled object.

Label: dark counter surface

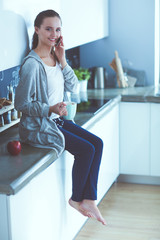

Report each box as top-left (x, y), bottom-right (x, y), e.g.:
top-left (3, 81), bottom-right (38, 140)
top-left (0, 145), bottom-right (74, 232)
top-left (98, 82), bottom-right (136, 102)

top-left (87, 85), bottom-right (160, 103)
top-left (0, 86), bottom-right (160, 195)
top-left (0, 127), bottom-right (57, 195)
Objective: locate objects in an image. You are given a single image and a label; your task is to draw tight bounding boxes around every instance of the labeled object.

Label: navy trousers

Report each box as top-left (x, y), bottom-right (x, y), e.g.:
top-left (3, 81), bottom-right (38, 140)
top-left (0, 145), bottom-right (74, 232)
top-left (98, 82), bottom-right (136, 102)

top-left (58, 120), bottom-right (103, 202)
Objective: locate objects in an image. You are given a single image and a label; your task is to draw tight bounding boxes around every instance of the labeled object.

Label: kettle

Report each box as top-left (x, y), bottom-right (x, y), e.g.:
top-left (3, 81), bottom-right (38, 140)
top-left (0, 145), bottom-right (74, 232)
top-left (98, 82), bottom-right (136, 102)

top-left (94, 67), bottom-right (105, 89)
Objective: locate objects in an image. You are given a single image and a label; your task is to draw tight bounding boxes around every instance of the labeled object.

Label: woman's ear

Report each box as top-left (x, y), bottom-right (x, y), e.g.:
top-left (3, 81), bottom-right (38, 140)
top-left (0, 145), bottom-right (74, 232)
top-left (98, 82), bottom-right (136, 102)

top-left (35, 26), bottom-right (39, 34)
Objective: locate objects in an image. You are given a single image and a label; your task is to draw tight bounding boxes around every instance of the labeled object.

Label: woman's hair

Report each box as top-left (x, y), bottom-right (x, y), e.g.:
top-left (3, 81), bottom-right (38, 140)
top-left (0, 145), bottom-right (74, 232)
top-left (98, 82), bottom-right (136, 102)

top-left (32, 9), bottom-right (61, 49)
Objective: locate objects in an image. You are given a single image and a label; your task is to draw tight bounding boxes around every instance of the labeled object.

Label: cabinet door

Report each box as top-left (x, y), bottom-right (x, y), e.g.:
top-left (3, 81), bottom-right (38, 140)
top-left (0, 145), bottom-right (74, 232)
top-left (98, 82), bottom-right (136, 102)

top-left (150, 103), bottom-right (160, 176)
top-left (9, 163), bottom-right (63, 240)
top-left (8, 152), bottom-right (86, 240)
top-left (0, 195), bottom-right (9, 240)
top-left (120, 102), bottom-right (150, 175)
top-left (60, 0), bottom-right (109, 49)
top-left (87, 104), bottom-right (119, 200)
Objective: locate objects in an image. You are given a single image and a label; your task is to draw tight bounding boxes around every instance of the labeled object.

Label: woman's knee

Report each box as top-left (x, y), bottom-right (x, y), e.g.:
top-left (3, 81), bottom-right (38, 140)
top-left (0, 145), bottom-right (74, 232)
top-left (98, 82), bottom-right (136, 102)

top-left (84, 141), bottom-right (95, 157)
top-left (94, 136), bottom-right (103, 150)
top-left (73, 141), bottom-right (95, 165)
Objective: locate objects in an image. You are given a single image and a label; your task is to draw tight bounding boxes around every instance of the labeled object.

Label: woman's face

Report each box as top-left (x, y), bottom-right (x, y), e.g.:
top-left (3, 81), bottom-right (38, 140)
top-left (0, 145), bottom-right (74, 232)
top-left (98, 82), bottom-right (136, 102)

top-left (35, 16), bottom-right (61, 48)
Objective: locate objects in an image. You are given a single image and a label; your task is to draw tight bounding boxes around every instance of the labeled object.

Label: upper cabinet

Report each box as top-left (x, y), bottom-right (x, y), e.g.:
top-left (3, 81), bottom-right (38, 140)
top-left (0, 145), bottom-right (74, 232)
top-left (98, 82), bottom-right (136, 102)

top-left (60, 0), bottom-right (109, 49)
top-left (0, 0), bottom-right (61, 71)
top-left (0, 0), bottom-right (108, 70)
top-left (0, 10), bottom-right (29, 71)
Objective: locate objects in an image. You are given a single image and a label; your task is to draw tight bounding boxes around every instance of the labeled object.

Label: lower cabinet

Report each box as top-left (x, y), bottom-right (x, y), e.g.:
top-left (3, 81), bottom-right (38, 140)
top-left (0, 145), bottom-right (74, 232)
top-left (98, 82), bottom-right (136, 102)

top-left (150, 103), bottom-right (160, 176)
top-left (0, 194), bottom-right (9, 240)
top-left (0, 103), bottom-right (119, 240)
top-left (120, 102), bottom-right (160, 177)
top-left (119, 102), bottom-right (150, 175)
top-left (0, 155), bottom-right (86, 240)
top-left (86, 104), bottom-right (119, 200)
top-left (1, 100), bottom-right (159, 240)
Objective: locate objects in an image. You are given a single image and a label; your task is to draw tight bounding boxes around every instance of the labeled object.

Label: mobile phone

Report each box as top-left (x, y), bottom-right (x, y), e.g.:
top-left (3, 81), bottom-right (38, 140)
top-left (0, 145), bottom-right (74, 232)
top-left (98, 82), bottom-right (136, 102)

top-left (56, 37), bottom-right (61, 47)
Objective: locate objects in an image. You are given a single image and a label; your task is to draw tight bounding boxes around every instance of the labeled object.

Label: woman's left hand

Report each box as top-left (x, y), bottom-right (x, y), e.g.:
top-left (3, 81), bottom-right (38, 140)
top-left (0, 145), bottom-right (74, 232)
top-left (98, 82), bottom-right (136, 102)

top-left (49, 102), bottom-right (67, 116)
top-left (55, 36), bottom-right (67, 69)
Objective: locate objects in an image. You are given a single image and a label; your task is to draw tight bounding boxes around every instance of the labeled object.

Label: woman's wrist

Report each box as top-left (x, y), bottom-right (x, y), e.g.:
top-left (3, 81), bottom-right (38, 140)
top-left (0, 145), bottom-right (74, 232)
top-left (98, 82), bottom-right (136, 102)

top-left (49, 106), bottom-right (52, 115)
top-left (49, 106), bottom-right (54, 114)
top-left (60, 58), bottom-right (67, 69)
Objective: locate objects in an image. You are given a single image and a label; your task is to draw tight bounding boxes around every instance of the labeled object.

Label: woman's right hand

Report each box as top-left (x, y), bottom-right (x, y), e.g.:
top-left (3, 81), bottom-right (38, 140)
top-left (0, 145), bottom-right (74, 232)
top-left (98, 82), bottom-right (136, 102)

top-left (49, 102), bottom-right (67, 116)
top-left (54, 36), bottom-right (67, 69)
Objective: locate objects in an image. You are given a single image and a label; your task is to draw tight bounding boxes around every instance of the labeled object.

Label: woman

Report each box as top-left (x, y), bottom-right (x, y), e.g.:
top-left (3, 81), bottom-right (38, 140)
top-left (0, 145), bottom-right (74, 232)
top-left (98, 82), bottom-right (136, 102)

top-left (15, 9), bottom-right (106, 225)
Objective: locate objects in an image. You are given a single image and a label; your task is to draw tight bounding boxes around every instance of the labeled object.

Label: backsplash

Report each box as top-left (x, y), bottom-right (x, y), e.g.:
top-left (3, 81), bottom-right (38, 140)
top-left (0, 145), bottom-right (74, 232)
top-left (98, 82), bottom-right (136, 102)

top-left (0, 66), bottom-right (20, 99)
top-left (0, 46), bottom-right (80, 100)
top-left (66, 46), bottom-right (80, 68)
top-left (0, 45), bottom-right (80, 101)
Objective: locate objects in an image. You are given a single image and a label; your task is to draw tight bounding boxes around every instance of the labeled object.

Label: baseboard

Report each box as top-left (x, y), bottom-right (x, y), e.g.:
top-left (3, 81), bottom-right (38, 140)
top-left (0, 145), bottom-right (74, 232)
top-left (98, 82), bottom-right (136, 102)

top-left (117, 174), bottom-right (160, 185)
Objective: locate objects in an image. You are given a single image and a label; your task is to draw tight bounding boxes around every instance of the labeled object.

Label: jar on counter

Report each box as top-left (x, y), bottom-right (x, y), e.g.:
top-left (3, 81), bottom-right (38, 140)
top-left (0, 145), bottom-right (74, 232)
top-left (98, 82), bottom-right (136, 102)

top-left (8, 84), bottom-right (14, 103)
top-left (0, 115), bottom-right (4, 127)
top-left (11, 109), bottom-right (18, 120)
top-left (18, 111), bottom-right (22, 118)
top-left (3, 111), bottom-right (11, 124)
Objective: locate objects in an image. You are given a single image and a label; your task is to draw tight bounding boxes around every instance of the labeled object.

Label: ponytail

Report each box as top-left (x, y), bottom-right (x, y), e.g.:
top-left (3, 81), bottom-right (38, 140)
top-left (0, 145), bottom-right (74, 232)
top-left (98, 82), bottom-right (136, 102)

top-left (32, 32), bottom-right (38, 49)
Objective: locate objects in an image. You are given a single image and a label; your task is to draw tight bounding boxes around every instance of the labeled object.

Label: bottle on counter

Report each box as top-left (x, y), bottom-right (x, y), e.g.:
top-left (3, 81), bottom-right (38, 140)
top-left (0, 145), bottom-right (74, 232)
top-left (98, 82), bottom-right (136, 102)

top-left (0, 115), bottom-right (4, 127)
top-left (8, 84), bottom-right (14, 103)
top-left (3, 111), bottom-right (11, 124)
top-left (18, 111), bottom-right (22, 118)
top-left (11, 109), bottom-right (18, 120)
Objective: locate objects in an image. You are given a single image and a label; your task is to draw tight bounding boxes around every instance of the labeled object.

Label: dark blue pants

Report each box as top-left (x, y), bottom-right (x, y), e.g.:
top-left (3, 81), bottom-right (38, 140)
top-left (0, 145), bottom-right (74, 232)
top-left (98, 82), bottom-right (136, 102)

top-left (58, 120), bottom-right (103, 202)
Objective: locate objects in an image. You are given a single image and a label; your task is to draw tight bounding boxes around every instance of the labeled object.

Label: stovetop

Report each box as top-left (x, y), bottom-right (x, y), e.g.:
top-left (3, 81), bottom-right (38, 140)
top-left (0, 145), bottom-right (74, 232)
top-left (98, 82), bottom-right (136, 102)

top-left (77, 98), bottom-right (111, 114)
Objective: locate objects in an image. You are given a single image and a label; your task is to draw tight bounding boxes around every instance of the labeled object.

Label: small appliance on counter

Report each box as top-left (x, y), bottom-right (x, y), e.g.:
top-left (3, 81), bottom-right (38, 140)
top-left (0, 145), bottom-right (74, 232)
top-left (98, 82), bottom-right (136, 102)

top-left (88, 67), bottom-right (108, 89)
top-left (94, 67), bottom-right (105, 89)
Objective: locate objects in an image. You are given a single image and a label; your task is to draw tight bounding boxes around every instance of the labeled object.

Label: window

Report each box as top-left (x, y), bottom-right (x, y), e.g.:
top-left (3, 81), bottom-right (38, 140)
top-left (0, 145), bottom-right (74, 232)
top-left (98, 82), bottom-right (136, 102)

top-left (155, 0), bottom-right (160, 86)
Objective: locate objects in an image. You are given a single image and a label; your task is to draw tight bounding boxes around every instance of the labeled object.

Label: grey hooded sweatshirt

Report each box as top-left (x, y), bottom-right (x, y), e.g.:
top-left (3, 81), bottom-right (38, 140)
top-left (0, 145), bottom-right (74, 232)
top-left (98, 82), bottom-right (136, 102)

top-left (15, 50), bottom-right (78, 157)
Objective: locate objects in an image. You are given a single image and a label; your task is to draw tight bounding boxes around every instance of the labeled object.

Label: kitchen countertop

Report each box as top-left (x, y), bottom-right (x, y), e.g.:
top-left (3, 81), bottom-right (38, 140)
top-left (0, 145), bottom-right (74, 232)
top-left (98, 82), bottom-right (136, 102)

top-left (87, 85), bottom-right (160, 103)
top-left (0, 85), bottom-right (160, 195)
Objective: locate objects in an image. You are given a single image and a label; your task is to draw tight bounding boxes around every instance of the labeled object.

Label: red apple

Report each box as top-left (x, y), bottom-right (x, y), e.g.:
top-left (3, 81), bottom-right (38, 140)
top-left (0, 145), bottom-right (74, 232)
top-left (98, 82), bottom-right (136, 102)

top-left (7, 141), bottom-right (21, 156)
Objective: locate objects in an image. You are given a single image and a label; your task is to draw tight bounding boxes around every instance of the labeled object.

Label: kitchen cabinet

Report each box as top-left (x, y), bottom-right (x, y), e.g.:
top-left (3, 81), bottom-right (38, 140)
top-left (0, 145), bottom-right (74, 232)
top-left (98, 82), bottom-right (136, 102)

top-left (0, 195), bottom-right (9, 240)
top-left (1, 0), bottom-right (61, 70)
top-left (60, 0), bottom-right (109, 49)
top-left (0, 102), bottom-right (119, 240)
top-left (0, 156), bottom-right (85, 240)
top-left (85, 103), bottom-right (119, 199)
top-left (120, 102), bottom-right (160, 177)
top-left (1, 162), bottom-right (63, 240)
top-left (61, 102), bottom-right (119, 238)
top-left (119, 102), bottom-right (150, 175)
top-left (150, 103), bottom-right (160, 176)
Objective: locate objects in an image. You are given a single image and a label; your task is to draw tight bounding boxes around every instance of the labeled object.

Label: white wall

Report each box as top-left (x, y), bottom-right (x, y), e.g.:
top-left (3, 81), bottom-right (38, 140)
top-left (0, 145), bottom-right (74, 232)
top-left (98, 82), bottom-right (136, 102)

top-left (0, 9), bottom-right (29, 71)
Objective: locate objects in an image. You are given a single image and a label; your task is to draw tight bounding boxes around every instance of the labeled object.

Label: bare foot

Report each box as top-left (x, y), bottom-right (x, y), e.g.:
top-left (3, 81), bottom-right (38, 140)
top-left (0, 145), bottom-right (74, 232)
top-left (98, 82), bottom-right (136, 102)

top-left (79, 200), bottom-right (107, 225)
top-left (68, 198), bottom-right (93, 218)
